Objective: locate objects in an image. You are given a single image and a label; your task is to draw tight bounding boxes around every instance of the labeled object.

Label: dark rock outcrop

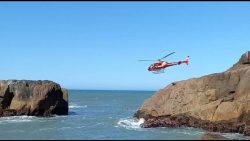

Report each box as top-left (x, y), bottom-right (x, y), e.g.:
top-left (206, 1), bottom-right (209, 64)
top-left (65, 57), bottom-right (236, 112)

top-left (135, 51), bottom-right (250, 135)
top-left (0, 80), bottom-right (68, 116)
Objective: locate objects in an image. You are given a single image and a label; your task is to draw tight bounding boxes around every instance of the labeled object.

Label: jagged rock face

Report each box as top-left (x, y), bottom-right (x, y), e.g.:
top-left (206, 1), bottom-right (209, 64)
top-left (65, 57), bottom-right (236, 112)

top-left (135, 51), bottom-right (250, 135)
top-left (0, 80), bottom-right (68, 116)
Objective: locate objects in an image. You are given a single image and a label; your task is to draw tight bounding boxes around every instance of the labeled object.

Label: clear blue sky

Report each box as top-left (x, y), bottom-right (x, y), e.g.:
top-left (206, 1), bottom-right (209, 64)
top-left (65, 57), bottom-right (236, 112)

top-left (0, 2), bottom-right (250, 90)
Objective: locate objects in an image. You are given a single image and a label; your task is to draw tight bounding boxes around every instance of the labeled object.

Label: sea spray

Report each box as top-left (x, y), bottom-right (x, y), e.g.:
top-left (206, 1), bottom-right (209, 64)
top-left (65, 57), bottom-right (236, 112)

top-left (117, 118), bottom-right (145, 130)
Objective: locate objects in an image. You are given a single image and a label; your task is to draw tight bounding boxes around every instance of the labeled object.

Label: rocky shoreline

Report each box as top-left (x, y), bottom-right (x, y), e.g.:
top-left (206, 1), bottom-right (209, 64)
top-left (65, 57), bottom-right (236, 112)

top-left (0, 80), bottom-right (68, 117)
top-left (134, 114), bottom-right (249, 135)
top-left (134, 51), bottom-right (250, 136)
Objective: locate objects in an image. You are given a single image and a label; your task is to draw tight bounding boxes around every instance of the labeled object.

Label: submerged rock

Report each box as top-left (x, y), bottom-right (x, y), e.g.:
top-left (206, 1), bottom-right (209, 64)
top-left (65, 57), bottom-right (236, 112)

top-left (134, 51), bottom-right (250, 135)
top-left (0, 80), bottom-right (68, 116)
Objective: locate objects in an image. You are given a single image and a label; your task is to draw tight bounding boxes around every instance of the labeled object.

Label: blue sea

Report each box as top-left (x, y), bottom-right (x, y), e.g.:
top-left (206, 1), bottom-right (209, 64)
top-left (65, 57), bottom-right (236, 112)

top-left (0, 90), bottom-right (249, 140)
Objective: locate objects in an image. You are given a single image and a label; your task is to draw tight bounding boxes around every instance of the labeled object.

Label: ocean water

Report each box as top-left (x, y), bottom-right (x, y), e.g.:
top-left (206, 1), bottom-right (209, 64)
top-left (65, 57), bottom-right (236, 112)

top-left (0, 90), bottom-right (249, 140)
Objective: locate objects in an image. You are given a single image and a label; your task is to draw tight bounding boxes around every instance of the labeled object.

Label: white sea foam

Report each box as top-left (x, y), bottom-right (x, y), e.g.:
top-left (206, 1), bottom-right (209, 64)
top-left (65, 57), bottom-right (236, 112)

top-left (175, 128), bottom-right (250, 140)
top-left (175, 129), bottom-right (204, 136)
top-left (0, 116), bottom-right (35, 123)
top-left (58, 126), bottom-right (73, 130)
top-left (39, 127), bottom-right (57, 131)
top-left (69, 104), bottom-right (87, 109)
top-left (149, 126), bottom-right (204, 136)
top-left (75, 125), bottom-right (86, 129)
top-left (216, 132), bottom-right (250, 140)
top-left (8, 129), bottom-right (25, 133)
top-left (170, 127), bottom-right (204, 136)
top-left (117, 118), bottom-right (145, 130)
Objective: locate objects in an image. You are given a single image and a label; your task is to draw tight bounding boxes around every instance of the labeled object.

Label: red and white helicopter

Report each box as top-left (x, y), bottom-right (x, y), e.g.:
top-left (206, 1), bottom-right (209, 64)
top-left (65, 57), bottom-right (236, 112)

top-left (139, 52), bottom-right (189, 74)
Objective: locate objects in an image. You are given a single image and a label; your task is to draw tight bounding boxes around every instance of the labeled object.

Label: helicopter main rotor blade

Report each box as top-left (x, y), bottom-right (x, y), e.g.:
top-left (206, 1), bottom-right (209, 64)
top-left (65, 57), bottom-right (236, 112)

top-left (138, 60), bottom-right (157, 61)
top-left (160, 52), bottom-right (175, 60)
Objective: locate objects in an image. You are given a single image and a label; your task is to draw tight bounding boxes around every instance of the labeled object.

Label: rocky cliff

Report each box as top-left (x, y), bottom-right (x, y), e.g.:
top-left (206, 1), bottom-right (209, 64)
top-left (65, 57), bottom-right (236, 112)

top-left (0, 80), bottom-right (68, 116)
top-left (135, 51), bottom-right (250, 135)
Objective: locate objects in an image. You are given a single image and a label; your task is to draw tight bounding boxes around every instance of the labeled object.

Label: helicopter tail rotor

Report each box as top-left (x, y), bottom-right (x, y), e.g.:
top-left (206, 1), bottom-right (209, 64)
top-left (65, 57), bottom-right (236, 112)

top-left (185, 56), bottom-right (189, 65)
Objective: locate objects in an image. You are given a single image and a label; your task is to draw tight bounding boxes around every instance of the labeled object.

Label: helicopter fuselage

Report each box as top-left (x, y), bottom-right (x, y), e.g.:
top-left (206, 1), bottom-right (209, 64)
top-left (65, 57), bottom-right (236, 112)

top-left (139, 52), bottom-right (189, 73)
top-left (148, 59), bottom-right (189, 72)
top-left (148, 61), bottom-right (171, 71)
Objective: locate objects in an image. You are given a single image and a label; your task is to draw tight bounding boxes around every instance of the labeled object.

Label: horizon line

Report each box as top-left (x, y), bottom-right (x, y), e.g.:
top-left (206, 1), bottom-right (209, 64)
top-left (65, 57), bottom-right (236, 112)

top-left (66, 89), bottom-right (156, 91)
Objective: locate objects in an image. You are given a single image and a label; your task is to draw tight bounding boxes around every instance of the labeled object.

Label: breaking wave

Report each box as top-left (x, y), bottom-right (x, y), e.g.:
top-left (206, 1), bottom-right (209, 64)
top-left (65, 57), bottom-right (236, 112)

top-left (117, 118), bottom-right (145, 130)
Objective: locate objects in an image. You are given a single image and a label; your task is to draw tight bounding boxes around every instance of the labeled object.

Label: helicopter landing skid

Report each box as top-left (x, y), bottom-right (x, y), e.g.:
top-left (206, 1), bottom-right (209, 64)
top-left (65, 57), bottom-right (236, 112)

top-left (152, 69), bottom-right (165, 74)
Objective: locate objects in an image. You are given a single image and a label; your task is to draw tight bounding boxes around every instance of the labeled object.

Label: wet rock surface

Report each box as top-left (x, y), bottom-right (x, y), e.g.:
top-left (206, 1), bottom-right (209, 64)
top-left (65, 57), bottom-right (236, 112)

top-left (0, 80), bottom-right (68, 117)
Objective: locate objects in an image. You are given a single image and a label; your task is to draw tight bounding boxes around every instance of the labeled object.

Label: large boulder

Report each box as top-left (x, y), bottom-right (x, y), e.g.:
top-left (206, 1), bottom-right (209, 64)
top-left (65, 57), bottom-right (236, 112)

top-left (135, 51), bottom-right (250, 135)
top-left (0, 80), bottom-right (68, 116)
